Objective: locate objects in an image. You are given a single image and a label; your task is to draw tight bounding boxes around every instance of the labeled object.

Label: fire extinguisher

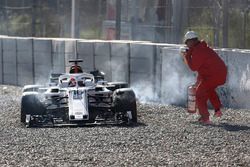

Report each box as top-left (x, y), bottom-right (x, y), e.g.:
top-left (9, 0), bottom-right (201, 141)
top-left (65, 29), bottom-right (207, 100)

top-left (187, 84), bottom-right (196, 113)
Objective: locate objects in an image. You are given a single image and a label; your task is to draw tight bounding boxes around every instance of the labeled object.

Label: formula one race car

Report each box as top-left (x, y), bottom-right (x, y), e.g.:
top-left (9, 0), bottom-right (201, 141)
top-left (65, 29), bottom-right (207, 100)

top-left (21, 60), bottom-right (137, 127)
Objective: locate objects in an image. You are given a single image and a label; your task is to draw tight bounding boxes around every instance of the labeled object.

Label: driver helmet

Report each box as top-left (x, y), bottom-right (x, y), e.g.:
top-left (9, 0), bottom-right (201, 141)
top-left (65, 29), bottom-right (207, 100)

top-left (69, 77), bottom-right (76, 87)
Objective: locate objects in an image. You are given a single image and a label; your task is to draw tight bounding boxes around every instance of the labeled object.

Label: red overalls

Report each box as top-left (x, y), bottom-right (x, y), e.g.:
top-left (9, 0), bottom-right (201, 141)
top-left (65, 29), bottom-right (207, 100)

top-left (185, 41), bottom-right (227, 119)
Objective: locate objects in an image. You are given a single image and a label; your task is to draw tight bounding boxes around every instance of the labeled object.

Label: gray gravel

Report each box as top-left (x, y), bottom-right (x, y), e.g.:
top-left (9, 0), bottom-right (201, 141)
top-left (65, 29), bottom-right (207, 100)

top-left (0, 85), bottom-right (249, 167)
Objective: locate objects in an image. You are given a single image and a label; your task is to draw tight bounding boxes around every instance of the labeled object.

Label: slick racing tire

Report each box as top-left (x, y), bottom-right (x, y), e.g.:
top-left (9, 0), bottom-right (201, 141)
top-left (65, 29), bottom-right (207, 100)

top-left (107, 82), bottom-right (128, 91)
top-left (21, 94), bottom-right (45, 123)
top-left (113, 88), bottom-right (137, 123)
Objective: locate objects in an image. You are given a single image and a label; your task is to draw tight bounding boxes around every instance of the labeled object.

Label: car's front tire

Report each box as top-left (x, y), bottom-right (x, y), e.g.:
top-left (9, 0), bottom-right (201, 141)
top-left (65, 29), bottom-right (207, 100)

top-left (21, 94), bottom-right (45, 123)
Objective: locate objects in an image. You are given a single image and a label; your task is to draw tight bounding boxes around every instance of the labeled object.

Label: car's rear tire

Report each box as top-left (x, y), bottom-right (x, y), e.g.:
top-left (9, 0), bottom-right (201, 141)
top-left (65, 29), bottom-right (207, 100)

top-left (113, 88), bottom-right (137, 123)
top-left (21, 94), bottom-right (45, 123)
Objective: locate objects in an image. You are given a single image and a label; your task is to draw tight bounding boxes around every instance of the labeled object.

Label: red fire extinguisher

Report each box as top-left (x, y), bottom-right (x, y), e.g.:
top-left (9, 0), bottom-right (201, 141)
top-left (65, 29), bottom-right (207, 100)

top-left (187, 84), bottom-right (196, 113)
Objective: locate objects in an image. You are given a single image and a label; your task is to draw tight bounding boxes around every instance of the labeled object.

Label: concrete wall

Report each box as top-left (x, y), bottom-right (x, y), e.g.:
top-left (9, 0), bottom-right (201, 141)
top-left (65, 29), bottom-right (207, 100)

top-left (129, 42), bottom-right (155, 101)
top-left (65, 39), bottom-right (77, 72)
top-left (52, 39), bottom-right (65, 73)
top-left (33, 38), bottom-right (52, 84)
top-left (94, 41), bottom-right (112, 81)
top-left (154, 44), bottom-right (183, 100)
top-left (161, 48), bottom-right (194, 105)
top-left (0, 39), bottom-right (3, 84)
top-left (110, 41), bottom-right (130, 82)
top-left (0, 36), bottom-right (250, 109)
top-left (226, 50), bottom-right (250, 108)
top-left (17, 38), bottom-right (33, 86)
top-left (77, 40), bottom-right (94, 72)
top-left (2, 37), bottom-right (17, 85)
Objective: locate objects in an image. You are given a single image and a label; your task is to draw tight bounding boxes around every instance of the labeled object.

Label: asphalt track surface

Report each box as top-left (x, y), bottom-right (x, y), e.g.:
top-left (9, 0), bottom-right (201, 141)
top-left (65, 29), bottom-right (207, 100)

top-left (0, 85), bottom-right (249, 167)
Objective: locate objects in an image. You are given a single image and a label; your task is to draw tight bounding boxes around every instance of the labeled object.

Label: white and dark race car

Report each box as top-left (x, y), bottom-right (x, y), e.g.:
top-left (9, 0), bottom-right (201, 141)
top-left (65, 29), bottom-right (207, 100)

top-left (21, 60), bottom-right (137, 127)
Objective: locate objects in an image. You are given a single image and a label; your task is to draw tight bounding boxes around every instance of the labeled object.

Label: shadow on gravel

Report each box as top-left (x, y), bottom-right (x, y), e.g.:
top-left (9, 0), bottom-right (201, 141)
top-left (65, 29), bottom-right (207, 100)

top-left (216, 123), bottom-right (250, 132)
top-left (190, 122), bottom-right (250, 132)
top-left (20, 122), bottom-right (147, 129)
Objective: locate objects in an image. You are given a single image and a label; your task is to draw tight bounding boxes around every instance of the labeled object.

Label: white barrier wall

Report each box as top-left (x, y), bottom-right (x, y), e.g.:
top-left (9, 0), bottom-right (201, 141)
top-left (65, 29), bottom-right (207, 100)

top-left (154, 44), bottom-right (183, 100)
top-left (110, 41), bottom-right (130, 82)
top-left (33, 38), bottom-right (52, 84)
top-left (52, 39), bottom-right (65, 73)
top-left (2, 37), bottom-right (17, 85)
top-left (0, 39), bottom-right (2, 84)
top-left (129, 42), bottom-right (155, 101)
top-left (161, 48), bottom-right (195, 105)
top-left (65, 39), bottom-right (77, 72)
top-left (0, 36), bottom-right (250, 109)
top-left (17, 38), bottom-right (33, 86)
top-left (77, 40), bottom-right (94, 72)
top-left (94, 41), bottom-right (112, 81)
top-left (226, 50), bottom-right (250, 108)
